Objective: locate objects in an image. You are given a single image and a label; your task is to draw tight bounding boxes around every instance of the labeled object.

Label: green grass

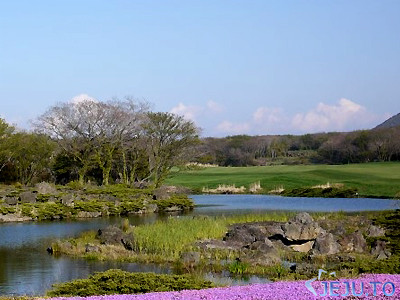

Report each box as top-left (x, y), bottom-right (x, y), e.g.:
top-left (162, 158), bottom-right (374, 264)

top-left (166, 162), bottom-right (400, 198)
top-left (54, 212), bottom-right (293, 263)
top-left (133, 213), bottom-right (291, 260)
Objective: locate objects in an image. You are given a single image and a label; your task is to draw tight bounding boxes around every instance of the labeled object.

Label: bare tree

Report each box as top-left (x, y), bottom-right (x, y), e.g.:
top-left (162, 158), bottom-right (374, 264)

top-left (34, 98), bottom-right (148, 185)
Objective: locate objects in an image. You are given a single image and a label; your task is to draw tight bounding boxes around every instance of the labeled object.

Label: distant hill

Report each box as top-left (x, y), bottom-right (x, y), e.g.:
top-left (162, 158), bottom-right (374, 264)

top-left (375, 113), bottom-right (400, 129)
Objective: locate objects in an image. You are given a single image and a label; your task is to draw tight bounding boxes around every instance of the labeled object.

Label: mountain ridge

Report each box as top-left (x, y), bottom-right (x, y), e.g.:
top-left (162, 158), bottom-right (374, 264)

top-left (375, 113), bottom-right (400, 129)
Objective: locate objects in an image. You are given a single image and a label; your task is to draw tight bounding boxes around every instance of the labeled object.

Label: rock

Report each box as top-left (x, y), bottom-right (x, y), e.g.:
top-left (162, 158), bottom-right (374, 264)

top-left (264, 223), bottom-right (285, 237)
top-left (76, 211), bottom-right (102, 218)
top-left (313, 233), bottom-right (340, 255)
top-left (96, 226), bottom-right (135, 250)
top-left (245, 247), bottom-right (281, 266)
top-left (197, 239), bottom-right (241, 251)
top-left (97, 226), bottom-right (124, 245)
top-left (36, 182), bottom-right (58, 194)
top-left (153, 186), bottom-right (171, 200)
top-left (371, 240), bottom-right (391, 260)
top-left (85, 243), bottom-right (101, 253)
top-left (290, 241), bottom-right (314, 253)
top-left (20, 191), bottom-right (36, 204)
top-left (121, 237), bottom-right (134, 251)
top-left (249, 241), bottom-right (276, 252)
top-left (144, 203), bottom-right (158, 213)
top-left (367, 225), bottom-right (385, 237)
top-left (163, 206), bottom-right (181, 212)
top-left (339, 231), bottom-right (367, 253)
top-left (0, 214), bottom-right (32, 222)
top-left (5, 197), bottom-right (18, 205)
top-left (282, 214), bottom-right (324, 241)
top-left (224, 225), bottom-right (258, 246)
top-left (181, 251), bottom-right (201, 268)
top-left (61, 194), bottom-right (75, 206)
top-left (289, 212), bottom-right (314, 224)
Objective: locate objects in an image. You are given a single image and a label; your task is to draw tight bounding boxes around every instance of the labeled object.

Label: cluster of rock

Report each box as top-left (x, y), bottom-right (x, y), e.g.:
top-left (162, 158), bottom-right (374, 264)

top-left (197, 212), bottom-right (389, 266)
top-left (0, 183), bottom-right (192, 222)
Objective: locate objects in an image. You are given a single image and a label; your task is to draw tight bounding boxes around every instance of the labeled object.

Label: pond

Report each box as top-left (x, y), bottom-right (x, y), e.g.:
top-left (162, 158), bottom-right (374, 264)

top-left (0, 195), bottom-right (398, 296)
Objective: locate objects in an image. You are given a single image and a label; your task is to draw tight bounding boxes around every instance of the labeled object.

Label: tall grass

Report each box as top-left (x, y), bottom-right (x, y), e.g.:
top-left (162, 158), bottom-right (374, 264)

top-left (133, 212), bottom-right (293, 259)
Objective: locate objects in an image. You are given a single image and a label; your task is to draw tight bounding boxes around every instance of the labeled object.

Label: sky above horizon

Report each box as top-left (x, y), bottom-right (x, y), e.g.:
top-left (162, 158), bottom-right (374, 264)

top-left (1, 1), bottom-right (399, 137)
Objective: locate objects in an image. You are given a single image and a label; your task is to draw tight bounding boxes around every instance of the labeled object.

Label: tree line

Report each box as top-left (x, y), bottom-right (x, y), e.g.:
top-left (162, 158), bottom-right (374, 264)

top-left (0, 98), bottom-right (199, 186)
top-left (191, 128), bottom-right (400, 166)
top-left (1, 98), bottom-right (399, 186)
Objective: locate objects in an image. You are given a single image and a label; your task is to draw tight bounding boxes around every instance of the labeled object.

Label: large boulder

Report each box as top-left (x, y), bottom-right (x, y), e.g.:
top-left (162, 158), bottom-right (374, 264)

top-left (36, 182), bottom-right (58, 194)
top-left (313, 233), bottom-right (340, 255)
top-left (20, 191), bottom-right (36, 204)
top-left (367, 225), bottom-right (385, 237)
top-left (371, 240), bottom-right (391, 260)
top-left (282, 213), bottom-right (324, 241)
top-left (61, 194), bottom-right (75, 207)
top-left (5, 197), bottom-right (18, 205)
top-left (96, 226), bottom-right (134, 251)
top-left (224, 224), bottom-right (258, 246)
top-left (339, 231), bottom-right (367, 253)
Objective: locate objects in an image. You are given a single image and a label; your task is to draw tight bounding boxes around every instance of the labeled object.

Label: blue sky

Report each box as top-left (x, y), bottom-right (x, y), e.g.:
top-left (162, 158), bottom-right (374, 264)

top-left (1, 0), bottom-right (399, 136)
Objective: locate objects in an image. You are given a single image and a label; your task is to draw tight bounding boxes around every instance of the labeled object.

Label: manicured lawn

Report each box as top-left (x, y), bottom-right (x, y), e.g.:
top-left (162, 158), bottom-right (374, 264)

top-left (166, 162), bottom-right (400, 198)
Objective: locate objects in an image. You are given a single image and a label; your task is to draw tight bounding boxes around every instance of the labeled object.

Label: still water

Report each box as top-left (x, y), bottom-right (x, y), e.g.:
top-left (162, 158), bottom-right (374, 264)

top-left (0, 195), bottom-right (398, 296)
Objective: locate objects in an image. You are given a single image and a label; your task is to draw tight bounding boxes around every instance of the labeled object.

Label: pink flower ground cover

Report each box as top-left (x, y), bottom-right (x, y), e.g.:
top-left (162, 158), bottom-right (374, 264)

top-left (45, 274), bottom-right (400, 300)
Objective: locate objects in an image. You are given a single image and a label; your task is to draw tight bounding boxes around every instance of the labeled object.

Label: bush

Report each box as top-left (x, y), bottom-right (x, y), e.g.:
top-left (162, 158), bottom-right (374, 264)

top-left (74, 200), bottom-right (104, 212)
top-left (46, 269), bottom-right (214, 297)
top-left (281, 187), bottom-right (358, 198)
top-left (152, 195), bottom-right (194, 211)
top-left (0, 205), bottom-right (16, 215)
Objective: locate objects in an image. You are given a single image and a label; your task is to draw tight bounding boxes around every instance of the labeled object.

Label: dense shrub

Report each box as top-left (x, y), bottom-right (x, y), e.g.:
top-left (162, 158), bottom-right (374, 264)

top-left (153, 195), bottom-right (194, 210)
top-left (281, 187), bottom-right (358, 198)
top-left (46, 269), bottom-right (214, 297)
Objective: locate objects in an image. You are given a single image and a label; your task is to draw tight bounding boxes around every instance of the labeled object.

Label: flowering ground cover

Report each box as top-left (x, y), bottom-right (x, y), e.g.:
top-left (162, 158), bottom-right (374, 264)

top-left (45, 274), bottom-right (400, 300)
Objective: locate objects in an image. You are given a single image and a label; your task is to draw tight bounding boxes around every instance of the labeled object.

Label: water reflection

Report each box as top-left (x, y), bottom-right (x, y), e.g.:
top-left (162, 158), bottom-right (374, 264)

top-left (0, 195), bottom-right (398, 296)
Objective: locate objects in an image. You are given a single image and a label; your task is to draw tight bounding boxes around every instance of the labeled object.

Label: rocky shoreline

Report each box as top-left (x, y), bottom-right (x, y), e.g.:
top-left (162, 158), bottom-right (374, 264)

top-left (0, 183), bottom-right (194, 223)
top-left (197, 212), bottom-right (390, 272)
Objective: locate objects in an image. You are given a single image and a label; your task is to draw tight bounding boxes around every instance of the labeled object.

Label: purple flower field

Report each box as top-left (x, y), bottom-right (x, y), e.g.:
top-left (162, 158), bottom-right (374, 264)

top-left (45, 274), bottom-right (400, 300)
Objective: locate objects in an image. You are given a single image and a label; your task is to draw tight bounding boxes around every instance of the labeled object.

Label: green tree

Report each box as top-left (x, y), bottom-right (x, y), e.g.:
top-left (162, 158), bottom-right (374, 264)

top-left (144, 112), bottom-right (199, 187)
top-left (7, 132), bottom-right (56, 184)
top-left (0, 118), bottom-right (15, 175)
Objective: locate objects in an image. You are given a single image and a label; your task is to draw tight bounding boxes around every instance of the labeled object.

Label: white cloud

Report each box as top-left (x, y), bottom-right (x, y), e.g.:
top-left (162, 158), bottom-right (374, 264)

top-left (70, 94), bottom-right (98, 104)
top-left (253, 107), bottom-right (283, 124)
top-left (172, 98), bottom-right (385, 136)
top-left (291, 98), bottom-right (375, 133)
top-left (206, 100), bottom-right (224, 113)
top-left (170, 102), bottom-right (202, 121)
top-left (216, 121), bottom-right (250, 134)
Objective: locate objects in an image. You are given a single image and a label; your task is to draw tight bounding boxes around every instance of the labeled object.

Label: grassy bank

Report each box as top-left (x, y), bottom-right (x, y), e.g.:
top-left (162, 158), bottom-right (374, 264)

top-left (166, 162), bottom-right (400, 198)
top-left (52, 212), bottom-right (293, 263)
top-left (52, 210), bottom-right (400, 281)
